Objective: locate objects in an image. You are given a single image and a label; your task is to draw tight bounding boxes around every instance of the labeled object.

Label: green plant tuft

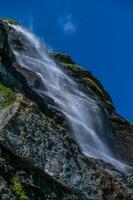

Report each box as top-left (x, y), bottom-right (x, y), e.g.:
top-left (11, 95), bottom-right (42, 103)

top-left (0, 18), bottom-right (19, 25)
top-left (61, 62), bottom-right (85, 72)
top-left (126, 121), bottom-right (133, 126)
top-left (12, 178), bottom-right (29, 200)
top-left (82, 78), bottom-right (104, 98)
top-left (0, 83), bottom-right (16, 108)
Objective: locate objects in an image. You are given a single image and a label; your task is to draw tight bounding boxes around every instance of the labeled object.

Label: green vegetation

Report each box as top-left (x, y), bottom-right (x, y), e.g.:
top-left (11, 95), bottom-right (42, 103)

top-left (61, 62), bottom-right (112, 104)
top-left (0, 18), bottom-right (18, 25)
top-left (126, 121), bottom-right (133, 126)
top-left (61, 62), bottom-right (86, 72)
top-left (61, 63), bottom-right (107, 99)
top-left (12, 178), bottom-right (29, 200)
top-left (130, 176), bottom-right (133, 180)
top-left (0, 83), bottom-right (16, 108)
top-left (82, 78), bottom-right (104, 98)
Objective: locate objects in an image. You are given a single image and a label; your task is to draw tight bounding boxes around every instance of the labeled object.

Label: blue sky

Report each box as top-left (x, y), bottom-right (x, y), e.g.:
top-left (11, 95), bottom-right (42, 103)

top-left (0, 0), bottom-right (133, 121)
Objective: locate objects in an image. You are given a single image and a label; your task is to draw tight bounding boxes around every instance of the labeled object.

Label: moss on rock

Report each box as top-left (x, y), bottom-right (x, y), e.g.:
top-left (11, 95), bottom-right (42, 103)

top-left (0, 83), bottom-right (16, 108)
top-left (0, 18), bottom-right (19, 25)
top-left (61, 62), bottom-right (85, 72)
top-left (125, 120), bottom-right (133, 127)
top-left (60, 62), bottom-right (114, 109)
top-left (82, 77), bottom-right (105, 98)
top-left (12, 178), bottom-right (29, 200)
top-left (61, 62), bottom-right (106, 99)
top-left (52, 53), bottom-right (75, 64)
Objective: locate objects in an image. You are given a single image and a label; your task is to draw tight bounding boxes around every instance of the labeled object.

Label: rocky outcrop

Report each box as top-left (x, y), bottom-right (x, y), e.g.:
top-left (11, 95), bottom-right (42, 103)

top-left (0, 19), bottom-right (133, 199)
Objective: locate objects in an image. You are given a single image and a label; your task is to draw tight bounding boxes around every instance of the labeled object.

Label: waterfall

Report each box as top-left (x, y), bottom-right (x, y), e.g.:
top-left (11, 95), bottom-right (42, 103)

top-left (9, 24), bottom-right (132, 173)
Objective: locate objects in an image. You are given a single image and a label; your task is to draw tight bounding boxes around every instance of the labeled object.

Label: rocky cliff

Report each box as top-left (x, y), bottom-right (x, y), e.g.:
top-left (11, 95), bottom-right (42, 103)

top-left (0, 18), bottom-right (133, 200)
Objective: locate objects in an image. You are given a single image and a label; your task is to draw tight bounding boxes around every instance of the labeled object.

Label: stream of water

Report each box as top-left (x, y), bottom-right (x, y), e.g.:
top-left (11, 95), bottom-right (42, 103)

top-left (9, 24), bottom-right (132, 173)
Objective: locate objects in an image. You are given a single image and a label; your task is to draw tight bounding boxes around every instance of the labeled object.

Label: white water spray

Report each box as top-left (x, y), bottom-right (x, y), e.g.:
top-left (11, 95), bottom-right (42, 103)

top-left (9, 24), bottom-right (132, 173)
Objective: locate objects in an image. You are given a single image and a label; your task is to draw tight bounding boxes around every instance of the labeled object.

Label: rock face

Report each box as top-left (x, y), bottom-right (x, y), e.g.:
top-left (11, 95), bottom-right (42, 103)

top-left (0, 19), bottom-right (133, 200)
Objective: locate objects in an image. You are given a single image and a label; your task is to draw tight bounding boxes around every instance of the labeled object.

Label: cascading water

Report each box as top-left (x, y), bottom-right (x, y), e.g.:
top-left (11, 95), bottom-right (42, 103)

top-left (9, 24), bottom-right (132, 173)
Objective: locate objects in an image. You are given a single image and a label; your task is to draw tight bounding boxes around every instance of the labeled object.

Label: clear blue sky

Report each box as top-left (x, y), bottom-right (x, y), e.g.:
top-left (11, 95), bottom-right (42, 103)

top-left (0, 0), bottom-right (133, 121)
